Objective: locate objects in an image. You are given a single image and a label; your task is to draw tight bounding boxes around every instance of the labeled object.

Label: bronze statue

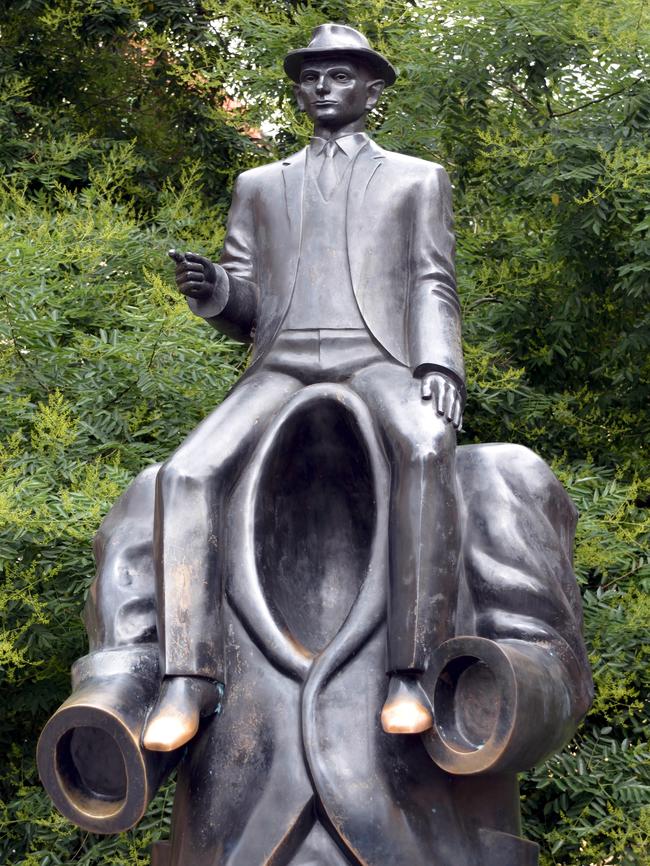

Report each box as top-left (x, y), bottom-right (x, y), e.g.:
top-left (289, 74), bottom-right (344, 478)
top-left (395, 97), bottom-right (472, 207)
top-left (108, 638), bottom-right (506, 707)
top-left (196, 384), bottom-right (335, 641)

top-left (147, 22), bottom-right (464, 749)
top-left (37, 24), bottom-right (593, 866)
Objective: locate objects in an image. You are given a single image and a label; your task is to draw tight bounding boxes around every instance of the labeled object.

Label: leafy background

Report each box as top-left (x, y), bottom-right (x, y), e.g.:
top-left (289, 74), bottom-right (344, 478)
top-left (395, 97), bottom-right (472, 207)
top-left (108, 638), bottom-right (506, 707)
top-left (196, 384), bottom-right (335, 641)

top-left (0, 1), bottom-right (648, 863)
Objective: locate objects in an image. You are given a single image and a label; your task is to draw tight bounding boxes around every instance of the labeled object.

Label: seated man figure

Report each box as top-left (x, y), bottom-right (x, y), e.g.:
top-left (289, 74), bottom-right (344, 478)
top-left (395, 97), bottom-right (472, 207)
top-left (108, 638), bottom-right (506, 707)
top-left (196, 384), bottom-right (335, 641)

top-left (143, 23), bottom-right (465, 752)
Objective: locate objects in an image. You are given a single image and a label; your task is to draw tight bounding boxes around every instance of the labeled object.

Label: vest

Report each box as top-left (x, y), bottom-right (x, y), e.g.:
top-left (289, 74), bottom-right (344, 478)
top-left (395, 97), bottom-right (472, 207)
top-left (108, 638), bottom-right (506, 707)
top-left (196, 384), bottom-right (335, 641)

top-left (284, 147), bottom-right (365, 330)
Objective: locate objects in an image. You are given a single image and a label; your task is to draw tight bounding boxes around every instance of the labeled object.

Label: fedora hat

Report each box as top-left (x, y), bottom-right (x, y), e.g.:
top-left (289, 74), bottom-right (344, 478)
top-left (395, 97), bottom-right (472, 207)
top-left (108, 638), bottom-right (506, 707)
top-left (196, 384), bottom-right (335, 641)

top-left (284, 23), bottom-right (397, 86)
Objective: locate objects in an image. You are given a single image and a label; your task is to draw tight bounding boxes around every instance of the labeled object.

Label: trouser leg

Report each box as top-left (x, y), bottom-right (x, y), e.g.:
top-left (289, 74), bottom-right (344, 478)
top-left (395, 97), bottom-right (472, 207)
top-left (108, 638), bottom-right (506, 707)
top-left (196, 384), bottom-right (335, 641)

top-left (154, 370), bottom-right (302, 681)
top-left (350, 362), bottom-right (460, 674)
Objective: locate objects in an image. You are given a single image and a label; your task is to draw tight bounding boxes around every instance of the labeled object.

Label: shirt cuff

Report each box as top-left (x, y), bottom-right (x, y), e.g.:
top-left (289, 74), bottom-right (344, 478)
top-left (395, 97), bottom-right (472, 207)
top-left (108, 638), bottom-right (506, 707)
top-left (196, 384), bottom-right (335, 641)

top-left (413, 364), bottom-right (466, 399)
top-left (186, 267), bottom-right (230, 319)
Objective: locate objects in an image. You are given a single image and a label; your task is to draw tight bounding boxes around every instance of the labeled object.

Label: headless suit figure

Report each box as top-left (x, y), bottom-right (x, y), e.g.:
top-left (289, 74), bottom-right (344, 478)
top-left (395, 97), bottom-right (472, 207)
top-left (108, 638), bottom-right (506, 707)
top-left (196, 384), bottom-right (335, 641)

top-left (143, 24), bottom-right (465, 752)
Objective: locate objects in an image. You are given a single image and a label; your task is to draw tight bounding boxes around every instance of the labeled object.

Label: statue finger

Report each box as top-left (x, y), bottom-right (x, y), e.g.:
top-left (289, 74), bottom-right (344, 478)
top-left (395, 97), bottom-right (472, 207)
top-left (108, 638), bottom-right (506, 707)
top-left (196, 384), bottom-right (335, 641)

top-left (421, 376), bottom-right (433, 400)
top-left (185, 251), bottom-right (210, 266)
top-left (168, 249), bottom-right (185, 264)
top-left (179, 281), bottom-right (209, 297)
top-left (444, 382), bottom-right (456, 422)
top-left (431, 378), bottom-right (458, 421)
top-left (435, 380), bottom-right (445, 416)
top-left (452, 399), bottom-right (462, 429)
top-left (178, 279), bottom-right (207, 295)
top-left (177, 267), bottom-right (205, 283)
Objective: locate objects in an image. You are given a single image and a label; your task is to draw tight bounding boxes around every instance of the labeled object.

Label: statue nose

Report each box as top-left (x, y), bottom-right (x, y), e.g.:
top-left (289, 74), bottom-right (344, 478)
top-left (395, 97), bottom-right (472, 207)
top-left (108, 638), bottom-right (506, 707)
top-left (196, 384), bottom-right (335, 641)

top-left (316, 76), bottom-right (329, 94)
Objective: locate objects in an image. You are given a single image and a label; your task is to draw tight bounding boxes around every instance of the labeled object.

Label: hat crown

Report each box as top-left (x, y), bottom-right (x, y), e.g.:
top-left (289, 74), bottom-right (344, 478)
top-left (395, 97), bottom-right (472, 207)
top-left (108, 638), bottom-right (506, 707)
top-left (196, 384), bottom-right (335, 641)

top-left (283, 22), bottom-right (397, 86)
top-left (306, 23), bottom-right (371, 53)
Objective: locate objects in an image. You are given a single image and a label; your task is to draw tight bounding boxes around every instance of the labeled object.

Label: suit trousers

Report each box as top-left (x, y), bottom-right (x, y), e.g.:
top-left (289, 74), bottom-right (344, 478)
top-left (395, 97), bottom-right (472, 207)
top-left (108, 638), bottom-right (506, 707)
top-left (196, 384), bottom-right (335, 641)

top-left (154, 329), bottom-right (460, 681)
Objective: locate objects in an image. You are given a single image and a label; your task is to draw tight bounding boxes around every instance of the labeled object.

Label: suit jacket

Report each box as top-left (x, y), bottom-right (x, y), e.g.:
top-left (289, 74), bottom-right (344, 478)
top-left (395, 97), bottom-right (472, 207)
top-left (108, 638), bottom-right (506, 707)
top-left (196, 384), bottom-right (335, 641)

top-left (190, 137), bottom-right (465, 392)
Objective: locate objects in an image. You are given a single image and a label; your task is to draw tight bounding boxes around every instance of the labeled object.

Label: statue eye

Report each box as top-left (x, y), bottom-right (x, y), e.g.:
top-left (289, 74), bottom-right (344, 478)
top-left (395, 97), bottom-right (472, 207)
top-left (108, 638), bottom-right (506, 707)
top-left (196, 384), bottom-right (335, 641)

top-left (334, 72), bottom-right (349, 81)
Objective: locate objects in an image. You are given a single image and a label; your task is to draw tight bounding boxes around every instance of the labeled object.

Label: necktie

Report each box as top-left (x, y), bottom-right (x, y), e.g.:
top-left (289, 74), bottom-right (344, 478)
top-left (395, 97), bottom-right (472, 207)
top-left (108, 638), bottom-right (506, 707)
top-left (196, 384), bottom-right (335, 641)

top-left (317, 140), bottom-right (340, 200)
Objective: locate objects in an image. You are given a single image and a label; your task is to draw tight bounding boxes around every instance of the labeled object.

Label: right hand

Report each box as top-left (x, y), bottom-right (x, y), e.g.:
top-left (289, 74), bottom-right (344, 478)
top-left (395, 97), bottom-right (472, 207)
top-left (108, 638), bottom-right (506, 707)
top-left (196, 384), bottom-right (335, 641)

top-left (169, 250), bottom-right (221, 301)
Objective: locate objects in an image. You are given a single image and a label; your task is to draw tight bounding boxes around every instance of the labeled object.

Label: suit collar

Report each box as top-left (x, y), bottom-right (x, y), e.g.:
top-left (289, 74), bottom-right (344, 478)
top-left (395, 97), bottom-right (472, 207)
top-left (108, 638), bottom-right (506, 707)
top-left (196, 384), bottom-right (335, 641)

top-left (346, 139), bottom-right (384, 290)
top-left (280, 137), bottom-right (384, 235)
top-left (282, 136), bottom-right (384, 165)
top-left (309, 131), bottom-right (369, 160)
top-left (282, 146), bottom-right (307, 167)
top-left (363, 137), bottom-right (385, 160)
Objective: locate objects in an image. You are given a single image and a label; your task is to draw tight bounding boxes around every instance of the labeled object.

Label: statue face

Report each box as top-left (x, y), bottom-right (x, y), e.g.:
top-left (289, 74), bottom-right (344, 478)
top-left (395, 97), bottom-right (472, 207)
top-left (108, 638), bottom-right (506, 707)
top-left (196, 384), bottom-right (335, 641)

top-left (294, 56), bottom-right (384, 129)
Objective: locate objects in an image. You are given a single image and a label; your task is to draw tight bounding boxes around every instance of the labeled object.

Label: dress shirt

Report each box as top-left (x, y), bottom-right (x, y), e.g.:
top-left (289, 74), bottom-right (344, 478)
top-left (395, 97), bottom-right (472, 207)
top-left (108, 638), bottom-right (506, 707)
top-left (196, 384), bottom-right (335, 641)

top-left (308, 131), bottom-right (370, 160)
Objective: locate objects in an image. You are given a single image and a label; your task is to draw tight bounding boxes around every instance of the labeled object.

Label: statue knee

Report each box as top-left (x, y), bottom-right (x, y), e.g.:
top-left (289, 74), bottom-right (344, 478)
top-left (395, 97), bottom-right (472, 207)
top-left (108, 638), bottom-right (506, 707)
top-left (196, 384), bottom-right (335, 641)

top-left (400, 439), bottom-right (441, 471)
top-left (402, 427), bottom-right (454, 468)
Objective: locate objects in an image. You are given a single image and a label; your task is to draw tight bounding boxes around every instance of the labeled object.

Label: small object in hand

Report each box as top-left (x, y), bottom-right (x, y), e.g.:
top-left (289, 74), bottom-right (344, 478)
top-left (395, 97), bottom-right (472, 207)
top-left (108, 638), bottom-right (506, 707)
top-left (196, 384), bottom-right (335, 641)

top-left (168, 249), bottom-right (185, 264)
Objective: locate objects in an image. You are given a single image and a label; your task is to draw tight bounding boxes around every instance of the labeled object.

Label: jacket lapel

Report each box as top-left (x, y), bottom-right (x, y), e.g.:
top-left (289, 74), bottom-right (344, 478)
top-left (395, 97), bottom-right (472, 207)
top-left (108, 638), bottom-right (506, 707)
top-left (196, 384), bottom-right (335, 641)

top-left (281, 147), bottom-right (307, 234)
top-left (347, 139), bottom-right (384, 292)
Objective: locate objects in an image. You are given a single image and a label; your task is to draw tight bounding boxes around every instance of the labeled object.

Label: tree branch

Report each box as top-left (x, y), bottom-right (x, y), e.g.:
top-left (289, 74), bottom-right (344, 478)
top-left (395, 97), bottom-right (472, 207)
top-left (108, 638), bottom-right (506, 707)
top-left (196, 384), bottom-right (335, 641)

top-left (549, 82), bottom-right (642, 118)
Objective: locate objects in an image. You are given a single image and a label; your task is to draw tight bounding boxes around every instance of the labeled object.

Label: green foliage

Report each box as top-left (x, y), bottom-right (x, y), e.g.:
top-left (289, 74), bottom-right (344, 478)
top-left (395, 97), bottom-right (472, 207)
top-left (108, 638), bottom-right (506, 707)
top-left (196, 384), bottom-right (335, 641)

top-left (0, 1), bottom-right (648, 863)
top-left (0, 143), bottom-right (245, 865)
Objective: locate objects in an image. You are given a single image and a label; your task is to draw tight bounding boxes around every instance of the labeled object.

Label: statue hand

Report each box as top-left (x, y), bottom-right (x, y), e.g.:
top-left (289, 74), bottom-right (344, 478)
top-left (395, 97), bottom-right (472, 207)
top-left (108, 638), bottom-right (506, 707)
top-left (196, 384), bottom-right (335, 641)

top-left (420, 372), bottom-right (463, 430)
top-left (168, 250), bottom-right (226, 304)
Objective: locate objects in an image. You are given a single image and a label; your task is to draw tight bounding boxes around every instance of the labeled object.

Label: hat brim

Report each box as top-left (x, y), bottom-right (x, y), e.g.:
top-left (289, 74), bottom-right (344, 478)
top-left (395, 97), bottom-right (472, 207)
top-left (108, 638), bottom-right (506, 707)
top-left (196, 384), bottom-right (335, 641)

top-left (284, 47), bottom-right (397, 87)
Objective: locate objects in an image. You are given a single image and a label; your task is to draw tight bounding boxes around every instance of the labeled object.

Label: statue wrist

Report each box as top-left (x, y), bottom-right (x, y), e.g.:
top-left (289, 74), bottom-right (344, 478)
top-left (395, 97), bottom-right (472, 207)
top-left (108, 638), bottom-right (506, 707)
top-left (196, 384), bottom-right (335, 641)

top-left (413, 364), bottom-right (466, 401)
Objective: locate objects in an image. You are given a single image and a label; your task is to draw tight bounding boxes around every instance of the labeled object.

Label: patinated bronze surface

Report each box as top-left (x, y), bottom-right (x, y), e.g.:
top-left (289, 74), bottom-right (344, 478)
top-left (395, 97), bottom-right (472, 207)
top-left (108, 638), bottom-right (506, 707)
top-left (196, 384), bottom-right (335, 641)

top-left (38, 23), bottom-right (593, 866)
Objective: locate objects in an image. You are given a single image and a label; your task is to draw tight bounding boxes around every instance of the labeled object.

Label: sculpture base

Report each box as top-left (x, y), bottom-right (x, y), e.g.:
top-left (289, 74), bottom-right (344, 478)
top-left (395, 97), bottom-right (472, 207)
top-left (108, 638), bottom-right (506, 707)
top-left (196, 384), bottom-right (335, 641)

top-left (38, 390), bottom-right (591, 865)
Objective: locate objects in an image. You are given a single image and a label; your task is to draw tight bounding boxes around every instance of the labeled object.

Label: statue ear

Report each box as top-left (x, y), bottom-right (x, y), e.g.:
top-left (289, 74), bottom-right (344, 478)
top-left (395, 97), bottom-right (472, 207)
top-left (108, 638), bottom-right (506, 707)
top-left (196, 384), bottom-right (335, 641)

top-left (365, 79), bottom-right (385, 112)
top-left (293, 83), bottom-right (306, 112)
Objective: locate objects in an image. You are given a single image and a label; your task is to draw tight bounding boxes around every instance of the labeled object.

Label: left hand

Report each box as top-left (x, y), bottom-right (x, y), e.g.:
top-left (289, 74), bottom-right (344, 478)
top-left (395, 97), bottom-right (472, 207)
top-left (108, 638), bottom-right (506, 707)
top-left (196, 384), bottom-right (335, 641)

top-left (420, 372), bottom-right (463, 430)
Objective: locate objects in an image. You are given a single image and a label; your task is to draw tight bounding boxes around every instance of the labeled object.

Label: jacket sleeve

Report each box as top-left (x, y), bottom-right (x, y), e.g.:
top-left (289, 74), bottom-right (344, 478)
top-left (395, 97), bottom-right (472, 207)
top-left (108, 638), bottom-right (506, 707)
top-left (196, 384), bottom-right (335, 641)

top-left (407, 165), bottom-right (465, 396)
top-left (37, 466), bottom-right (183, 833)
top-left (423, 445), bottom-right (593, 775)
top-left (187, 173), bottom-right (259, 343)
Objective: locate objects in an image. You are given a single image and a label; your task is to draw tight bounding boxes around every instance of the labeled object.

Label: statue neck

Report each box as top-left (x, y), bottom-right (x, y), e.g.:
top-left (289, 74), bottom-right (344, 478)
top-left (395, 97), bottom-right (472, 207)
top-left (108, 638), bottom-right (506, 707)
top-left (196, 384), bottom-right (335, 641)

top-left (312, 117), bottom-right (367, 140)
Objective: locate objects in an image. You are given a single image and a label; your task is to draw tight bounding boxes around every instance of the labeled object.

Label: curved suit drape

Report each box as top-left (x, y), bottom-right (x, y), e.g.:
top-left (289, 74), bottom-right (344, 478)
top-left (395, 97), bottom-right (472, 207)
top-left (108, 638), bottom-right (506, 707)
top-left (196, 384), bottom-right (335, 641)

top-left (69, 425), bottom-right (591, 866)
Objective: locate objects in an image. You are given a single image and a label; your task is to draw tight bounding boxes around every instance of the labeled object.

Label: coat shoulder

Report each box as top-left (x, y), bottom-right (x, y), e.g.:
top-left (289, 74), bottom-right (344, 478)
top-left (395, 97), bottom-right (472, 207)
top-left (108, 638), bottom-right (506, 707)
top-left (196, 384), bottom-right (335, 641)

top-left (233, 162), bottom-right (280, 191)
top-left (235, 148), bottom-right (305, 189)
top-left (379, 147), bottom-right (449, 182)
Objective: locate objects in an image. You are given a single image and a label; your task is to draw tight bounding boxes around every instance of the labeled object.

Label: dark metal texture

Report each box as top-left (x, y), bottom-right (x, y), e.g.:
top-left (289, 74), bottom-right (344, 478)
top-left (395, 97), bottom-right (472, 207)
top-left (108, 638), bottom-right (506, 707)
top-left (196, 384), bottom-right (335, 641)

top-left (39, 429), bottom-right (592, 863)
top-left (37, 23), bottom-right (593, 865)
